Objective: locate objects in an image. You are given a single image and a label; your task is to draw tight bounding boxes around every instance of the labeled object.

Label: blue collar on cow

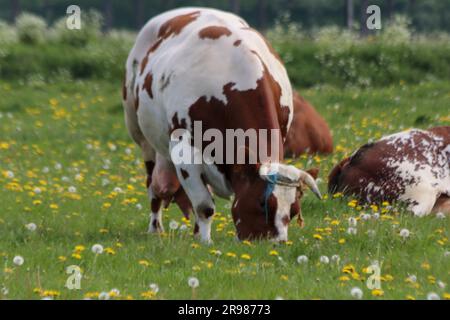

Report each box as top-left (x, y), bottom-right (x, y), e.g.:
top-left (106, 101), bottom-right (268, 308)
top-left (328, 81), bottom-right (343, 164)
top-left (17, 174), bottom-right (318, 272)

top-left (263, 173), bottom-right (279, 224)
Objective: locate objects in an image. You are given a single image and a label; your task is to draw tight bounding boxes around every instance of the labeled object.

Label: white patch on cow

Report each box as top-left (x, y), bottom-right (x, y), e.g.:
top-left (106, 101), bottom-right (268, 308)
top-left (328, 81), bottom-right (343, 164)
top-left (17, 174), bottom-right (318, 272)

top-left (272, 185), bottom-right (295, 242)
top-left (149, 210), bottom-right (164, 233)
top-left (197, 217), bottom-right (213, 244)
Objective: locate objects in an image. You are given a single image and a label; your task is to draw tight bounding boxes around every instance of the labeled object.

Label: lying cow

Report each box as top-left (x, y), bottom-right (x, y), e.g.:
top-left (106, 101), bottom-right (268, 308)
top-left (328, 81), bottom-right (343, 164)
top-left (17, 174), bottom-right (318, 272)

top-left (328, 127), bottom-right (450, 216)
top-left (123, 8), bottom-right (321, 242)
top-left (284, 92), bottom-right (333, 157)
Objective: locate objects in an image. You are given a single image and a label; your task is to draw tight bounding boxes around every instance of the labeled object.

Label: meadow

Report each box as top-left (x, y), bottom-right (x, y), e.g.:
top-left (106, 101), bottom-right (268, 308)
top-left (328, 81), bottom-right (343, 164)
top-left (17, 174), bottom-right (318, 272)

top-left (0, 11), bottom-right (449, 300)
top-left (0, 78), bottom-right (449, 300)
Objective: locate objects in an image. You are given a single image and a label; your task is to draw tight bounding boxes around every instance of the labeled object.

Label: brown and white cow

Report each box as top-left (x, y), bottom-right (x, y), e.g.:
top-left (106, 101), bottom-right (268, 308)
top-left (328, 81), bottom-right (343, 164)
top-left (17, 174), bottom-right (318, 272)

top-left (329, 127), bottom-right (450, 216)
top-left (122, 8), bottom-right (321, 242)
top-left (284, 92), bottom-right (333, 157)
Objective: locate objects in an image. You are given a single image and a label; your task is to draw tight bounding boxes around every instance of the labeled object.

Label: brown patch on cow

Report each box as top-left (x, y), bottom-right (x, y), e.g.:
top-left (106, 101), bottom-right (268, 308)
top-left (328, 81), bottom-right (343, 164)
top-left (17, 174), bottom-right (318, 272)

top-left (171, 112), bottom-right (187, 133)
top-left (180, 169), bottom-right (189, 180)
top-left (173, 187), bottom-right (193, 220)
top-left (145, 161), bottom-right (155, 188)
top-left (148, 38), bottom-right (164, 55)
top-left (281, 215), bottom-right (290, 226)
top-left (202, 208), bottom-right (215, 219)
top-left (284, 92), bottom-right (333, 157)
top-left (140, 55), bottom-right (149, 75)
top-left (158, 11), bottom-right (201, 40)
top-left (151, 198), bottom-right (162, 214)
top-left (134, 85), bottom-right (140, 110)
top-left (429, 126), bottom-right (450, 146)
top-left (194, 223), bottom-right (199, 235)
top-left (198, 26), bottom-right (232, 40)
top-left (122, 73), bottom-right (127, 101)
top-left (144, 72), bottom-right (154, 99)
top-left (233, 40), bottom-right (242, 47)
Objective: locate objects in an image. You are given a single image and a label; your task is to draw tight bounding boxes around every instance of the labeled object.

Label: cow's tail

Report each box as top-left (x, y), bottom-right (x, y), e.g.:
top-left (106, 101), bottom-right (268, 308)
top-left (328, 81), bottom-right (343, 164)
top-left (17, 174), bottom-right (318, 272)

top-left (328, 157), bottom-right (350, 195)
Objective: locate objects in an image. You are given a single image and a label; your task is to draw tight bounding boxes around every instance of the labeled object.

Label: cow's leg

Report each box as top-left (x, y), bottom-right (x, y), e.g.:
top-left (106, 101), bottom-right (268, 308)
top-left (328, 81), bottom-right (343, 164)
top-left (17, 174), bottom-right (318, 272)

top-left (173, 164), bottom-right (215, 243)
top-left (123, 97), bottom-right (163, 233)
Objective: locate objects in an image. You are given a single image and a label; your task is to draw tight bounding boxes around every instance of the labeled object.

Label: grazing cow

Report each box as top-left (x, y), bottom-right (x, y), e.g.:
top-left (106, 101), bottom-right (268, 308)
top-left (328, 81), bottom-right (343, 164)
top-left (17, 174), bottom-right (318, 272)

top-left (284, 92), bottom-right (333, 157)
top-left (329, 127), bottom-right (450, 216)
top-left (123, 8), bottom-right (321, 242)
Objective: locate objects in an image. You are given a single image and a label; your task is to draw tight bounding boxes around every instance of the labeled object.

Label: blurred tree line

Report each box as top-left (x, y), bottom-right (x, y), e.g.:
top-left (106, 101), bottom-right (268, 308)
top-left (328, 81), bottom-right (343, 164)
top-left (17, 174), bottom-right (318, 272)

top-left (1, 0), bottom-right (449, 32)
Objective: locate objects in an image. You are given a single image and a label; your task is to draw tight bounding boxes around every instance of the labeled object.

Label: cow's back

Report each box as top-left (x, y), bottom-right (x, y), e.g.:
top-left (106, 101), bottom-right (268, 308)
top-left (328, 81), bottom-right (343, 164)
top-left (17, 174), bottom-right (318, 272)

top-left (126, 8), bottom-right (293, 158)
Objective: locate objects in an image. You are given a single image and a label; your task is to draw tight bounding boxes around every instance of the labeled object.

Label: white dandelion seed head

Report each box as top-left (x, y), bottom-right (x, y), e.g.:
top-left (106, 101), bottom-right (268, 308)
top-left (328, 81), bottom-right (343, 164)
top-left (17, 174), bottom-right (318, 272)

top-left (61, 176), bottom-right (70, 182)
top-left (149, 283), bottom-right (159, 293)
top-left (347, 227), bottom-right (357, 235)
top-left (102, 178), bottom-right (110, 186)
top-left (373, 213), bottom-right (380, 220)
top-left (13, 256), bottom-right (24, 266)
top-left (68, 186), bottom-right (77, 193)
top-left (169, 220), bottom-right (179, 230)
top-left (109, 144), bottom-right (117, 151)
top-left (348, 217), bottom-right (357, 227)
top-left (400, 228), bottom-right (410, 239)
top-left (445, 251), bottom-right (450, 258)
top-left (179, 224), bottom-right (188, 231)
top-left (55, 163), bottom-right (62, 170)
top-left (331, 255), bottom-right (340, 263)
top-left (86, 144), bottom-right (93, 150)
top-left (25, 223), bottom-right (37, 232)
top-left (437, 281), bottom-right (446, 289)
top-left (427, 292), bottom-right (440, 300)
top-left (113, 187), bottom-right (123, 193)
top-left (350, 287), bottom-right (363, 300)
top-left (436, 212), bottom-right (446, 219)
top-left (91, 244), bottom-right (104, 254)
top-left (297, 255), bottom-right (308, 264)
top-left (319, 256), bottom-right (330, 264)
top-left (6, 170), bottom-right (14, 179)
top-left (125, 148), bottom-right (132, 155)
top-left (42, 167), bottom-right (50, 173)
top-left (188, 277), bottom-right (199, 288)
top-left (408, 275), bottom-right (417, 283)
top-left (361, 214), bottom-right (371, 221)
top-left (98, 292), bottom-right (110, 300)
top-left (33, 187), bottom-right (42, 194)
top-left (136, 203), bottom-right (143, 211)
top-left (1, 287), bottom-right (9, 296)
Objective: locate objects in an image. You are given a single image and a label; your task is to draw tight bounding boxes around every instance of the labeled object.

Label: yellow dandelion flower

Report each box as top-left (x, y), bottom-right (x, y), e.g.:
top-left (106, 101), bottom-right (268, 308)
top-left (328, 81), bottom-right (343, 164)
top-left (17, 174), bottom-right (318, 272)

top-left (241, 254), bottom-right (251, 260)
top-left (313, 234), bottom-right (323, 240)
top-left (371, 289), bottom-right (384, 297)
top-left (269, 250), bottom-right (279, 256)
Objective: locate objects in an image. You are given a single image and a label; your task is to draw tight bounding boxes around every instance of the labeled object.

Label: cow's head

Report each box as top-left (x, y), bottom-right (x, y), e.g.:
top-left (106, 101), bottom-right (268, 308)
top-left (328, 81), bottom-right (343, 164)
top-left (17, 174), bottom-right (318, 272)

top-left (231, 163), bottom-right (321, 241)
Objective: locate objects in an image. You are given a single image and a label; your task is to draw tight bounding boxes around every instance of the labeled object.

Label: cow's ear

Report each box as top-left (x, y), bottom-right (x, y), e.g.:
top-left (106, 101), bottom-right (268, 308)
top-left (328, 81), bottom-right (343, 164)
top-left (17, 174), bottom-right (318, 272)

top-left (306, 168), bottom-right (320, 180)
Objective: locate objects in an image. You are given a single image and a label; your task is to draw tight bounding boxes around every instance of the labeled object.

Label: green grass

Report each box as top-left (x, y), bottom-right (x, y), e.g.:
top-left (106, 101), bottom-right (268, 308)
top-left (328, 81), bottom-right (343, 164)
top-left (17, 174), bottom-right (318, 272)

top-left (0, 79), bottom-right (449, 300)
